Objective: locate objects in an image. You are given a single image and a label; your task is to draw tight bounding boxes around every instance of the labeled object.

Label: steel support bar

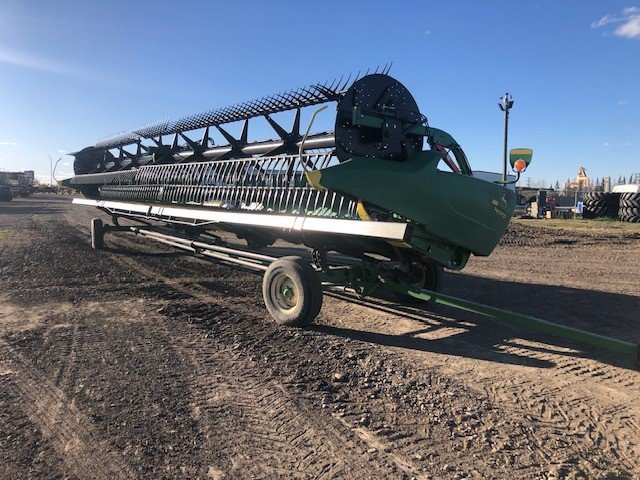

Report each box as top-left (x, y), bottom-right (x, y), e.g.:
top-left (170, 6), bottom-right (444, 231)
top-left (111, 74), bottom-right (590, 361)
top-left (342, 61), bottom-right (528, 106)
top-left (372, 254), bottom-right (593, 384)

top-left (134, 228), bottom-right (277, 263)
top-left (130, 227), bottom-right (270, 271)
top-left (380, 277), bottom-right (639, 361)
top-left (175, 133), bottom-right (335, 160)
top-left (140, 234), bottom-right (197, 253)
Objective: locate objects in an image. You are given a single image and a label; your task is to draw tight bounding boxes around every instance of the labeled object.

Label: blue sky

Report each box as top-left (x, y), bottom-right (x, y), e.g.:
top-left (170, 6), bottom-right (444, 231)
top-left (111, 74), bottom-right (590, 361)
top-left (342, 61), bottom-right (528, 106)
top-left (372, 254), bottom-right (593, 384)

top-left (0, 0), bottom-right (638, 186)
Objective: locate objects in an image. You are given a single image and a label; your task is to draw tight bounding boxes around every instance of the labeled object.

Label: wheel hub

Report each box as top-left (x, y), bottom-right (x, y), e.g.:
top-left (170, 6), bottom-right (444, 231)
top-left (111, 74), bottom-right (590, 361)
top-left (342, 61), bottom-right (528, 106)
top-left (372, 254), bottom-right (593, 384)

top-left (402, 260), bottom-right (427, 287)
top-left (282, 285), bottom-right (294, 299)
top-left (270, 272), bottom-right (298, 311)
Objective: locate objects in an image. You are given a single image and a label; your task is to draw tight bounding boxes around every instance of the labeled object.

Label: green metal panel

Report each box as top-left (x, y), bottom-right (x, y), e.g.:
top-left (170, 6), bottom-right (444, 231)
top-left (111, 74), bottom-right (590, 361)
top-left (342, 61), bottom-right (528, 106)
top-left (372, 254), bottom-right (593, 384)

top-left (312, 150), bottom-right (515, 258)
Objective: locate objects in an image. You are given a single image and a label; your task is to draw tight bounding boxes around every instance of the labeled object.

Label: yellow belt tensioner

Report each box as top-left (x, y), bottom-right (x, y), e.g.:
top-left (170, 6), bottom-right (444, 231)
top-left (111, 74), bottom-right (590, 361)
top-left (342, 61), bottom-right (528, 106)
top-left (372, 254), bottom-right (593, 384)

top-left (306, 169), bottom-right (371, 222)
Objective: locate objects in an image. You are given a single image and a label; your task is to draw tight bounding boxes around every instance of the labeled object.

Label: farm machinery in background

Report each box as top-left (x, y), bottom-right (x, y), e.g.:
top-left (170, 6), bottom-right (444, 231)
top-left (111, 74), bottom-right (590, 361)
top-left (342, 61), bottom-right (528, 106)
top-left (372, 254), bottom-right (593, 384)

top-left (64, 68), bottom-right (638, 363)
top-left (0, 170), bottom-right (35, 201)
top-left (0, 173), bottom-right (10, 201)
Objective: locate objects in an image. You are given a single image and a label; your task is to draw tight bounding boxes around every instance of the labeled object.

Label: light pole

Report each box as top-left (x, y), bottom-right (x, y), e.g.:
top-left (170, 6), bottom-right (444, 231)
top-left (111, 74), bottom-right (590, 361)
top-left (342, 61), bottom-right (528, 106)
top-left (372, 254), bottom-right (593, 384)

top-left (48, 155), bottom-right (53, 187)
top-left (498, 93), bottom-right (514, 182)
top-left (52, 157), bottom-right (62, 185)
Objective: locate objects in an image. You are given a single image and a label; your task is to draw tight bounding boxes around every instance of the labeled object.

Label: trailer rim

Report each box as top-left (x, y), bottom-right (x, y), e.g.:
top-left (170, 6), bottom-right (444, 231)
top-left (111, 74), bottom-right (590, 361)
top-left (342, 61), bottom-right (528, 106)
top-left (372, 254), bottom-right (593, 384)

top-left (270, 273), bottom-right (299, 312)
top-left (262, 256), bottom-right (323, 327)
top-left (392, 259), bottom-right (444, 303)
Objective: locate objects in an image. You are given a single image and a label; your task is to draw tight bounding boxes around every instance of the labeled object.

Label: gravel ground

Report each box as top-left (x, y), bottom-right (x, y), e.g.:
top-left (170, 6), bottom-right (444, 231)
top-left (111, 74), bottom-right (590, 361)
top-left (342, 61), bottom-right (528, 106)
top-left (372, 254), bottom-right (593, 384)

top-left (0, 195), bottom-right (638, 479)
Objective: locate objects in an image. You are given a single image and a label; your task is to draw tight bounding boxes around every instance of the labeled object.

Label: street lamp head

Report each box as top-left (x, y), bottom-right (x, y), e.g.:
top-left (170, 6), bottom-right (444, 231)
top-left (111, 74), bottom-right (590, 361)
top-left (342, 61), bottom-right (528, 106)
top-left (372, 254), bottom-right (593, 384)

top-left (499, 93), bottom-right (514, 111)
top-left (499, 93), bottom-right (515, 182)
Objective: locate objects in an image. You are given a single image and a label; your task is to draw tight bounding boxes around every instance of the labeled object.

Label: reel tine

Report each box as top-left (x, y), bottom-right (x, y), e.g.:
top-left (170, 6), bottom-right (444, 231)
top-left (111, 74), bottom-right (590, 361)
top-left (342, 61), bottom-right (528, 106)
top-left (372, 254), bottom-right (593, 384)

top-left (90, 68), bottom-right (382, 151)
top-left (340, 72), bottom-right (353, 93)
top-left (333, 74), bottom-right (345, 92)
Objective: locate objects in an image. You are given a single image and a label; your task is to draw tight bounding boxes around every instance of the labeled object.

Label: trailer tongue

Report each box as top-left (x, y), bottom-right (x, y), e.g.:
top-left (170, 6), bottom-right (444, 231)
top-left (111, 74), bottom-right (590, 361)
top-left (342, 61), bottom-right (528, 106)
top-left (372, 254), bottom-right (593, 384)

top-left (65, 69), bottom-right (638, 363)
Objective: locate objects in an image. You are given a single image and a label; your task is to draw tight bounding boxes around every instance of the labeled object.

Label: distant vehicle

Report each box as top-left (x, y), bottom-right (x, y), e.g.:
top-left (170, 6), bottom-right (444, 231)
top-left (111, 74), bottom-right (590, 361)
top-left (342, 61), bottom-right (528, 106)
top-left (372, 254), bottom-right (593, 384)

top-left (2, 171), bottom-right (35, 198)
top-left (0, 172), bottom-right (12, 201)
top-left (35, 184), bottom-right (57, 194)
top-left (516, 186), bottom-right (554, 205)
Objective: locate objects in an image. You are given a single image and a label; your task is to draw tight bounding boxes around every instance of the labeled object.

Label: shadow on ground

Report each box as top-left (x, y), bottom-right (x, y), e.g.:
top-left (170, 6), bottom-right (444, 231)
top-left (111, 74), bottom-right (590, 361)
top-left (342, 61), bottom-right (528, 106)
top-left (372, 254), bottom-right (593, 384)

top-left (314, 272), bottom-right (640, 372)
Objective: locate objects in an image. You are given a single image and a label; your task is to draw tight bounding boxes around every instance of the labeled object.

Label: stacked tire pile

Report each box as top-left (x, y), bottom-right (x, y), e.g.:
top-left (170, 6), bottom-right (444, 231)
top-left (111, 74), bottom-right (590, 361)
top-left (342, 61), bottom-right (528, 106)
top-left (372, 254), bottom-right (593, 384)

top-left (582, 192), bottom-right (620, 219)
top-left (619, 192), bottom-right (640, 223)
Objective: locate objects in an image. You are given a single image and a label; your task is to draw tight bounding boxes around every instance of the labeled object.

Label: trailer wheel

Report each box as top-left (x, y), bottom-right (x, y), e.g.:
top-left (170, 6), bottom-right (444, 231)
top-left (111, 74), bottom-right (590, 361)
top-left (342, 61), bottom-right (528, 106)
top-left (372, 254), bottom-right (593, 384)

top-left (91, 218), bottom-right (104, 250)
top-left (393, 260), bottom-right (444, 303)
top-left (262, 256), bottom-right (323, 326)
top-left (246, 237), bottom-right (270, 250)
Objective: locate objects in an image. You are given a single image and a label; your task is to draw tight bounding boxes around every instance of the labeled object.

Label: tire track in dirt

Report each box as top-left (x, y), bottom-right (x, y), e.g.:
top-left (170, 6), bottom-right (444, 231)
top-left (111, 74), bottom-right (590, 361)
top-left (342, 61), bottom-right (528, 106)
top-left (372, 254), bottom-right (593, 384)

top-left (481, 371), bottom-right (640, 473)
top-left (103, 242), bottom-right (555, 478)
top-left (111, 253), bottom-right (426, 479)
top-left (6, 298), bottom-right (216, 478)
top-left (61, 199), bottom-right (640, 478)
top-left (0, 338), bottom-right (136, 480)
top-left (322, 293), bottom-right (640, 476)
top-left (480, 337), bottom-right (640, 472)
top-left (58, 213), bottom-right (388, 477)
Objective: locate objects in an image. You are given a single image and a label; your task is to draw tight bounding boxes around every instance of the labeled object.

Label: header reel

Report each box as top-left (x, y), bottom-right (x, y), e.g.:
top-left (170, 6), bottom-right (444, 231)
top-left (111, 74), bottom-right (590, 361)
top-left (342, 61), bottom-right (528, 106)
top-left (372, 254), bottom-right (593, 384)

top-left (334, 74), bottom-right (424, 162)
top-left (70, 66), bottom-right (474, 177)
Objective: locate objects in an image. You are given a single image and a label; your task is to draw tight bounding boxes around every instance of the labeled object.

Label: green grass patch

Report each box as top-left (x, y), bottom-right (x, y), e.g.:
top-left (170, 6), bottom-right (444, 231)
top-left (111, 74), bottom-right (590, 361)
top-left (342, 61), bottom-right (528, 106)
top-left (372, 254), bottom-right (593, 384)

top-left (0, 229), bottom-right (13, 242)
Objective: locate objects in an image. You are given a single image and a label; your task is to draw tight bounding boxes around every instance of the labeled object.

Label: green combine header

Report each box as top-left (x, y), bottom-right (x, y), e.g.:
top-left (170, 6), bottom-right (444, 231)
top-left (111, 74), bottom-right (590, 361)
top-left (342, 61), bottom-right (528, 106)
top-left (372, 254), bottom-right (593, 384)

top-left (65, 68), bottom-right (638, 364)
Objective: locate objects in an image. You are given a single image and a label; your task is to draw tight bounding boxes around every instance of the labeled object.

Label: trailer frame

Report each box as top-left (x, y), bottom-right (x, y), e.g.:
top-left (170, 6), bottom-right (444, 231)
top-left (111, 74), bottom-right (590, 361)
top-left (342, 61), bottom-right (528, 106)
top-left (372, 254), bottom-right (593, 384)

top-left (84, 204), bottom-right (640, 365)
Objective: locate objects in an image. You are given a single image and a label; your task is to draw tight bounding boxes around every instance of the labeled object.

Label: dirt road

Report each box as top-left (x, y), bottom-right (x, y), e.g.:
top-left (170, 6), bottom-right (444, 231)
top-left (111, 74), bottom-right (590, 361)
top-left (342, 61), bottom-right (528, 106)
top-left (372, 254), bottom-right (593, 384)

top-left (0, 195), bottom-right (639, 479)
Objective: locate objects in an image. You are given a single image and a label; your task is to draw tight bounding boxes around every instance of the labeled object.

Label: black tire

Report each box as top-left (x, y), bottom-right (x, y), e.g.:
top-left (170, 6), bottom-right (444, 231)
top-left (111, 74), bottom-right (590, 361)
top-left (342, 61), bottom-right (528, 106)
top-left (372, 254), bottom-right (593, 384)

top-left (619, 207), bottom-right (640, 217)
top-left (91, 218), bottom-right (104, 250)
top-left (246, 237), bottom-right (270, 250)
top-left (583, 192), bottom-right (607, 202)
top-left (583, 192), bottom-right (620, 207)
top-left (262, 256), bottom-right (323, 326)
top-left (619, 214), bottom-right (640, 223)
top-left (392, 260), bottom-right (445, 303)
top-left (620, 198), bottom-right (640, 209)
top-left (582, 205), bottom-right (616, 218)
top-left (621, 192), bottom-right (640, 200)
